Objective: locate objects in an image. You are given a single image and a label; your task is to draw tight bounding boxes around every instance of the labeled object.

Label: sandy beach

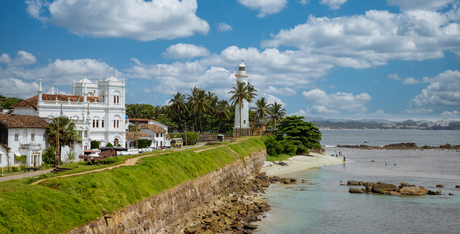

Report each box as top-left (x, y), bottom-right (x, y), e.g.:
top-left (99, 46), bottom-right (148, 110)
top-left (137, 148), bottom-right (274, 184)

top-left (260, 152), bottom-right (345, 176)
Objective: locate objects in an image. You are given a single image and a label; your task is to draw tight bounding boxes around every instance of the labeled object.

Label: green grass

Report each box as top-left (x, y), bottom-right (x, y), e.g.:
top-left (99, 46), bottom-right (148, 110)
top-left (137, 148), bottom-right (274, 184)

top-left (0, 137), bottom-right (265, 234)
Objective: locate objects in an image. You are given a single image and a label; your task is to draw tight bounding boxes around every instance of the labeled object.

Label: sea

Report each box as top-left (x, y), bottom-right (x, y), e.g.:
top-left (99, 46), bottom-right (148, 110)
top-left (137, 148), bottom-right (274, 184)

top-left (255, 129), bottom-right (460, 234)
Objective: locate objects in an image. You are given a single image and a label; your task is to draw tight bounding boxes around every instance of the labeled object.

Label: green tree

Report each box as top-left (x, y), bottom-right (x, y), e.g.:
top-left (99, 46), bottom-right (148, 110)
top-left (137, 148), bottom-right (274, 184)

top-left (105, 142), bottom-right (114, 147)
top-left (42, 146), bottom-right (55, 164)
top-left (274, 116), bottom-right (322, 154)
top-left (268, 102), bottom-right (286, 130)
top-left (48, 116), bottom-right (78, 166)
top-left (192, 89), bottom-right (210, 133)
top-left (216, 100), bottom-right (231, 134)
top-left (250, 97), bottom-right (272, 134)
top-left (228, 81), bottom-right (249, 135)
top-left (168, 92), bottom-right (186, 131)
top-left (0, 95), bottom-right (24, 110)
top-left (66, 148), bottom-right (76, 163)
top-left (91, 140), bottom-right (100, 149)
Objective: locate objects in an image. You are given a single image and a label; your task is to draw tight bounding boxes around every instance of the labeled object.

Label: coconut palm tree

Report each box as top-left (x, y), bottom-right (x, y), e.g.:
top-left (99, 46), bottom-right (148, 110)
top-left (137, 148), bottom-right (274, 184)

top-left (216, 100), bottom-right (231, 134)
top-left (187, 86), bottom-right (201, 131)
top-left (169, 92), bottom-right (186, 131)
top-left (48, 116), bottom-right (78, 166)
top-left (268, 102), bottom-right (286, 130)
top-left (228, 81), bottom-right (249, 136)
top-left (250, 97), bottom-right (272, 134)
top-left (192, 89), bottom-right (210, 132)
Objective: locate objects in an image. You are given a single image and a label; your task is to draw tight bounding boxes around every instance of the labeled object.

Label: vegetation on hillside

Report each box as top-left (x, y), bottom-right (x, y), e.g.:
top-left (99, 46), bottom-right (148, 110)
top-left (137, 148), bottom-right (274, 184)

top-left (0, 137), bottom-right (265, 234)
top-left (0, 95), bottom-right (23, 110)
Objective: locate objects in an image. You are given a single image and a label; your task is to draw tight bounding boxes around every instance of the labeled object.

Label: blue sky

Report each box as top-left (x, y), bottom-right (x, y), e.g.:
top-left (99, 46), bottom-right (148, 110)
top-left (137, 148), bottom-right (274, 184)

top-left (1, 0), bottom-right (459, 121)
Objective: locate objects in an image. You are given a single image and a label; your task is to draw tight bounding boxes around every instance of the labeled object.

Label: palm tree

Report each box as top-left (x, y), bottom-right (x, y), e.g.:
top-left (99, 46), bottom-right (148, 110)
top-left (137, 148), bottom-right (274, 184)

top-left (246, 82), bottom-right (258, 103)
top-left (48, 116), bottom-right (78, 166)
top-left (250, 97), bottom-right (272, 134)
top-left (187, 86), bottom-right (200, 131)
top-left (268, 102), bottom-right (286, 130)
top-left (192, 89), bottom-right (210, 132)
top-left (216, 100), bottom-right (231, 134)
top-left (169, 92), bottom-right (186, 131)
top-left (228, 81), bottom-right (249, 136)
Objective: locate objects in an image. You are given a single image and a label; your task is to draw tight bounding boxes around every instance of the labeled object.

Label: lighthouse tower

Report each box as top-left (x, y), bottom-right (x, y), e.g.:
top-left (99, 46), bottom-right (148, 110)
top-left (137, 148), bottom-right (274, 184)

top-left (233, 61), bottom-right (251, 137)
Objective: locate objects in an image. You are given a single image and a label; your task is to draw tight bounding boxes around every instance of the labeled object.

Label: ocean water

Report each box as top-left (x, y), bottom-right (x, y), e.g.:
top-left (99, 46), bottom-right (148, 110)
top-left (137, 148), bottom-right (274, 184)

top-left (255, 130), bottom-right (460, 234)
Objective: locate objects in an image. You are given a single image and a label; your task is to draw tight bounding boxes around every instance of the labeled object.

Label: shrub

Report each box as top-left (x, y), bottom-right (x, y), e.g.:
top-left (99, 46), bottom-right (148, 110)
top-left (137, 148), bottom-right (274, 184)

top-left (67, 148), bottom-right (76, 163)
top-left (134, 139), bottom-right (152, 148)
top-left (105, 142), bottom-right (114, 147)
top-left (281, 139), bottom-right (297, 156)
top-left (264, 135), bottom-right (284, 156)
top-left (42, 146), bottom-right (55, 164)
top-left (11, 167), bottom-right (19, 172)
top-left (91, 140), bottom-right (100, 149)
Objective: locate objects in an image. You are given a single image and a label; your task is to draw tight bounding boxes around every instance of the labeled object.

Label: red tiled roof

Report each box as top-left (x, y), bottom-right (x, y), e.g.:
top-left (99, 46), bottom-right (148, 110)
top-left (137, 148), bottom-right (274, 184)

top-left (129, 118), bottom-right (150, 122)
top-left (12, 94), bottom-right (100, 110)
top-left (126, 131), bottom-right (151, 140)
top-left (0, 114), bottom-right (49, 128)
top-left (139, 124), bottom-right (167, 133)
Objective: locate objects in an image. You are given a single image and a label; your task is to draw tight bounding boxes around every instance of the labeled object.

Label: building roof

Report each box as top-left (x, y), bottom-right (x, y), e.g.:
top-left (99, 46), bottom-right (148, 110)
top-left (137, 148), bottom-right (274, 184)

top-left (0, 114), bottom-right (49, 129)
top-left (78, 78), bottom-right (93, 83)
top-left (126, 131), bottom-right (151, 140)
top-left (129, 118), bottom-right (150, 122)
top-left (12, 94), bottom-right (100, 110)
top-left (139, 124), bottom-right (167, 133)
top-left (105, 76), bottom-right (119, 82)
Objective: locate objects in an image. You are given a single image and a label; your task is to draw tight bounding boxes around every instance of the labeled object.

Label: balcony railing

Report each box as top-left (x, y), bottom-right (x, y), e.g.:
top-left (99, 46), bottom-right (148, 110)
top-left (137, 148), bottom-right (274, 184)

top-left (20, 143), bottom-right (42, 151)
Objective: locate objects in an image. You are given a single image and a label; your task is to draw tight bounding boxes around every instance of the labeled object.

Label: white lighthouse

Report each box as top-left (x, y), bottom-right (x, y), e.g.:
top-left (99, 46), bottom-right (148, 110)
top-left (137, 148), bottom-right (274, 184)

top-left (233, 61), bottom-right (251, 137)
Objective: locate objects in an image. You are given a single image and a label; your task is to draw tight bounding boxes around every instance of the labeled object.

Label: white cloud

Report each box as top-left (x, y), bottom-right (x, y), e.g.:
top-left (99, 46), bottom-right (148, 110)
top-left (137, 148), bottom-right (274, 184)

top-left (237, 0), bottom-right (288, 18)
top-left (263, 93), bottom-right (286, 107)
top-left (262, 9), bottom-right (460, 67)
top-left (0, 54), bottom-right (122, 85)
top-left (441, 110), bottom-right (460, 116)
top-left (265, 86), bottom-right (296, 96)
top-left (163, 43), bottom-right (210, 59)
top-left (410, 70), bottom-right (460, 107)
top-left (217, 23), bottom-right (233, 32)
top-left (386, 0), bottom-right (456, 11)
top-left (307, 106), bottom-right (340, 114)
top-left (0, 51), bottom-right (37, 67)
top-left (402, 108), bottom-right (434, 114)
top-left (303, 89), bottom-right (371, 113)
top-left (401, 77), bottom-right (420, 85)
top-left (291, 109), bottom-right (307, 116)
top-left (26, 0), bottom-right (209, 41)
top-left (329, 84), bottom-right (336, 88)
top-left (320, 0), bottom-right (348, 10)
top-left (387, 73), bottom-right (401, 80)
top-left (0, 78), bottom-right (39, 99)
top-left (299, 0), bottom-right (310, 5)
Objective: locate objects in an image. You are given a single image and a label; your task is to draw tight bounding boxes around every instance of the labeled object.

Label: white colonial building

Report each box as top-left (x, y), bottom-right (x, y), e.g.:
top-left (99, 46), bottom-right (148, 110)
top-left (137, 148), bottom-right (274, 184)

top-left (128, 119), bottom-right (169, 149)
top-left (233, 61), bottom-right (251, 137)
top-left (11, 77), bottom-right (127, 160)
top-left (0, 114), bottom-right (49, 167)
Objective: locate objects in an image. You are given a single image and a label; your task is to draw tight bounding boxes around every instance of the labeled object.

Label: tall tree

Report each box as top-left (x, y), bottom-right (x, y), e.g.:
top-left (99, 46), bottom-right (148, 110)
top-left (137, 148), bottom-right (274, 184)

top-left (274, 115), bottom-right (322, 153)
top-left (169, 92), bottom-right (186, 131)
top-left (216, 100), bottom-right (231, 134)
top-left (48, 116), bottom-right (78, 166)
top-left (250, 97), bottom-right (272, 134)
top-left (187, 86), bottom-right (200, 131)
top-left (228, 81), bottom-right (249, 135)
top-left (268, 102), bottom-right (286, 130)
top-left (192, 89), bottom-right (210, 132)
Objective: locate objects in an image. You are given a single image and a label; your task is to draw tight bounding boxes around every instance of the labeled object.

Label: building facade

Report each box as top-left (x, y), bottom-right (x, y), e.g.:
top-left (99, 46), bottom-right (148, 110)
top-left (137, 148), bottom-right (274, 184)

top-left (0, 114), bottom-right (49, 167)
top-left (11, 77), bottom-right (127, 157)
top-left (233, 61), bottom-right (251, 137)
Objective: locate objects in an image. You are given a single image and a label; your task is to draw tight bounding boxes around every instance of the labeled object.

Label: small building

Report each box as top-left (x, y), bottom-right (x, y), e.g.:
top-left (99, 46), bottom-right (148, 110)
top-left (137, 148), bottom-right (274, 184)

top-left (128, 119), bottom-right (170, 148)
top-left (125, 131), bottom-right (151, 148)
top-left (0, 114), bottom-right (49, 167)
top-left (249, 121), bottom-right (266, 136)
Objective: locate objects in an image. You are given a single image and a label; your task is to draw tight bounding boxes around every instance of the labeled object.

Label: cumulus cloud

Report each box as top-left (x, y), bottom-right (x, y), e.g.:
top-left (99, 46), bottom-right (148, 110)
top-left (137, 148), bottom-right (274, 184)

top-left (26, 0), bottom-right (209, 41)
top-left (320, 0), bottom-right (348, 10)
top-left (303, 89), bottom-right (371, 114)
top-left (237, 0), bottom-right (288, 18)
top-left (0, 51), bottom-right (37, 67)
top-left (290, 109), bottom-right (307, 116)
top-left (387, 73), bottom-right (401, 80)
top-left (386, 0), bottom-right (456, 11)
top-left (262, 9), bottom-right (460, 68)
top-left (265, 86), bottom-right (296, 96)
top-left (441, 110), bottom-right (460, 116)
top-left (401, 77), bottom-right (420, 85)
top-left (163, 43), bottom-right (210, 59)
top-left (410, 70), bottom-right (460, 107)
top-left (299, 0), bottom-right (310, 5)
top-left (263, 93), bottom-right (286, 107)
top-left (402, 108), bottom-right (434, 114)
top-left (217, 23), bottom-right (233, 32)
top-left (0, 54), bottom-right (122, 85)
top-left (0, 78), bottom-right (39, 99)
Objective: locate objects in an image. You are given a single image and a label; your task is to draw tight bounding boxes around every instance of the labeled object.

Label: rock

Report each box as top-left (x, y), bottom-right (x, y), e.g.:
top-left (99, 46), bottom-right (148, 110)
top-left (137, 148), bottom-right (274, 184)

top-left (427, 190), bottom-right (437, 195)
top-left (436, 184), bottom-right (444, 187)
top-left (436, 190), bottom-right (442, 195)
top-left (371, 160), bottom-right (375, 162)
top-left (302, 180), bottom-right (309, 183)
top-left (399, 186), bottom-right (428, 195)
top-left (202, 230), bottom-right (214, 234)
top-left (349, 188), bottom-right (365, 193)
top-left (184, 227), bottom-right (198, 234)
top-left (371, 183), bottom-right (398, 194)
top-left (390, 191), bottom-right (401, 196)
top-left (347, 180), bottom-right (361, 186)
top-left (244, 223), bottom-right (258, 230)
top-left (449, 193), bottom-right (454, 196)
top-left (399, 182), bottom-right (411, 188)
top-left (456, 185), bottom-right (460, 188)
top-left (290, 178), bottom-right (297, 183)
top-left (282, 178), bottom-right (290, 184)
top-left (363, 182), bottom-right (375, 187)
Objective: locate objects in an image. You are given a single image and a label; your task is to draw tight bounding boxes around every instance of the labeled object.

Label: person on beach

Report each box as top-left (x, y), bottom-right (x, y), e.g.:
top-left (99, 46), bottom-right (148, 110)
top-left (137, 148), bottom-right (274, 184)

top-left (343, 156), bottom-right (346, 162)
top-left (385, 158), bottom-right (387, 165)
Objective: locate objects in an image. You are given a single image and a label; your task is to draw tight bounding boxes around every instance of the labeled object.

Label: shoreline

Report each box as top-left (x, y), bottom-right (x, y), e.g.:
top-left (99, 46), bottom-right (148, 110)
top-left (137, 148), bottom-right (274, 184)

top-left (260, 152), bottom-right (345, 177)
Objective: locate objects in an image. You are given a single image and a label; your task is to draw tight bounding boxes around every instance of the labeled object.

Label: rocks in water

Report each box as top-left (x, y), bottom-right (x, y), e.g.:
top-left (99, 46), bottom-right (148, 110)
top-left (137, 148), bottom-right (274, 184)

top-left (456, 185), bottom-right (460, 188)
top-left (372, 183), bottom-right (398, 194)
top-left (399, 182), bottom-right (411, 188)
top-left (282, 178), bottom-right (291, 184)
top-left (390, 191), bottom-right (401, 196)
top-left (349, 188), bottom-right (365, 193)
top-left (347, 180), bottom-right (361, 186)
top-left (338, 143), bottom-right (460, 150)
top-left (436, 190), bottom-right (442, 195)
top-left (371, 160), bottom-right (375, 162)
top-left (436, 184), bottom-right (444, 188)
top-left (427, 190), bottom-right (442, 195)
top-left (399, 186), bottom-right (427, 195)
top-left (301, 180), bottom-right (309, 183)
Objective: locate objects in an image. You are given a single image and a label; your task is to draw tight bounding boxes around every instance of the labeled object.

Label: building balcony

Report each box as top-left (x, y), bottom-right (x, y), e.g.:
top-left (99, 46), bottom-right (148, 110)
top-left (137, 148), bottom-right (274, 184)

top-left (20, 143), bottom-right (43, 151)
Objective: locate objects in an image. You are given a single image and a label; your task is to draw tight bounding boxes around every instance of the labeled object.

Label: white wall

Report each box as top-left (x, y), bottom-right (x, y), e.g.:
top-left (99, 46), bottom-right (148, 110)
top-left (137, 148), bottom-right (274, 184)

top-left (0, 146), bottom-right (8, 168)
top-left (7, 128), bottom-right (47, 167)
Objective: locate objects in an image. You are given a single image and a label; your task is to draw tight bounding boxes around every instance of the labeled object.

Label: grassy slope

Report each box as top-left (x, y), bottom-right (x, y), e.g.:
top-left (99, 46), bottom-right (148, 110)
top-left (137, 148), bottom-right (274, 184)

top-left (0, 137), bottom-right (265, 234)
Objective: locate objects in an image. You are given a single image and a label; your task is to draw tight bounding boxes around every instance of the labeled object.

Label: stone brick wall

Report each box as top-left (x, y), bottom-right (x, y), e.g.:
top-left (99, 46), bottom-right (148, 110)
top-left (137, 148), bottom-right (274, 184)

top-left (68, 150), bottom-right (266, 234)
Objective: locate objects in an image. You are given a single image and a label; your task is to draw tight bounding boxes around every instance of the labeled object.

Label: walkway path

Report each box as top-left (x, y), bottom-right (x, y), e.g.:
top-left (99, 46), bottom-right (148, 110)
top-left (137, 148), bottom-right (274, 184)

top-left (0, 168), bottom-right (54, 183)
top-left (29, 142), bottom-right (208, 185)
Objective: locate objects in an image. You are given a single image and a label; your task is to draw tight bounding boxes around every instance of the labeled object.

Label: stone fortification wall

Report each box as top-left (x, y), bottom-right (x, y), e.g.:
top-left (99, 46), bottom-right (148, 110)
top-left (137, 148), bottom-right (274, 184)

top-left (68, 150), bottom-right (266, 234)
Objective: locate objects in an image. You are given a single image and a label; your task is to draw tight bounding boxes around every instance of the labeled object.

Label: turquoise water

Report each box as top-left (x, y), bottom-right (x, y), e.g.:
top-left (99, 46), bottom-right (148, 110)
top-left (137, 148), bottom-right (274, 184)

top-left (256, 130), bottom-right (460, 234)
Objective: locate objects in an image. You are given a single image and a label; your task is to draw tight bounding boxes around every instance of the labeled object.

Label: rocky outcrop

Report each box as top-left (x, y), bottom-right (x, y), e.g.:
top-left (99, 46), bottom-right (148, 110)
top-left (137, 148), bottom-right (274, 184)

top-left (436, 184), bottom-right (444, 187)
top-left (456, 185), bottom-right (460, 188)
top-left (372, 183), bottom-right (398, 194)
top-left (347, 181), bottom-right (438, 197)
top-left (399, 186), bottom-right (427, 195)
top-left (337, 143), bottom-right (460, 150)
top-left (349, 188), bottom-right (365, 193)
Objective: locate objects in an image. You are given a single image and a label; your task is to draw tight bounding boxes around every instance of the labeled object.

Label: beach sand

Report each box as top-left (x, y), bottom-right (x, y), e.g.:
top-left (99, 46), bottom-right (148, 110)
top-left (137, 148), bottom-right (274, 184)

top-left (260, 152), bottom-right (345, 176)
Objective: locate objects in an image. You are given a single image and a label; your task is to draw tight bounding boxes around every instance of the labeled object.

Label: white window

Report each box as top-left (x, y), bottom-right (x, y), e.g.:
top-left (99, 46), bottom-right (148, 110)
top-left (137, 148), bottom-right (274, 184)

top-left (102, 120), bottom-right (105, 128)
top-left (84, 130), bottom-right (88, 138)
top-left (93, 120), bottom-right (96, 128)
top-left (31, 133), bottom-right (35, 142)
top-left (117, 120), bottom-right (119, 128)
